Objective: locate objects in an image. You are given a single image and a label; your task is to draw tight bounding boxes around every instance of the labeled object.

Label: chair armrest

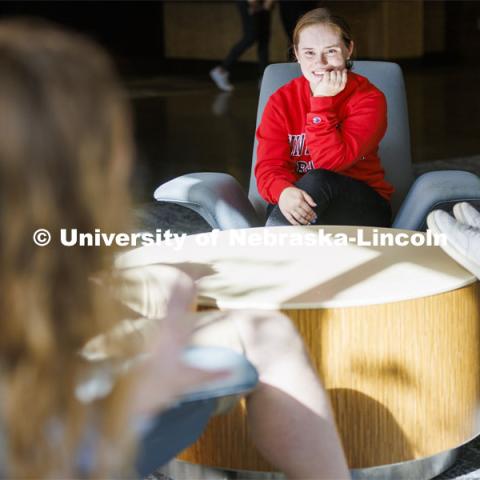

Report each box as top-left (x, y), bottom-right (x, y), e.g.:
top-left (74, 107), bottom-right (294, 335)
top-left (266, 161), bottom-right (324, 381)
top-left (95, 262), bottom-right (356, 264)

top-left (393, 170), bottom-right (480, 231)
top-left (154, 172), bottom-right (262, 230)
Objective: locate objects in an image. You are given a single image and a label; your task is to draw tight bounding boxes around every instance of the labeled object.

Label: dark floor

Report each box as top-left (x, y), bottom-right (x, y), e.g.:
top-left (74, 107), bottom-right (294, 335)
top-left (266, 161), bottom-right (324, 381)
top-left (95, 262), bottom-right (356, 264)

top-left (129, 61), bottom-right (480, 480)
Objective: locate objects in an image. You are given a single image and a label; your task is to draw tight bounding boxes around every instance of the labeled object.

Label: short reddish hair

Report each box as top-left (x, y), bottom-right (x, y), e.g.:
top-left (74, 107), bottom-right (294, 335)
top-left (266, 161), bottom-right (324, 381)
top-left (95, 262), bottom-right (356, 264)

top-left (293, 7), bottom-right (353, 51)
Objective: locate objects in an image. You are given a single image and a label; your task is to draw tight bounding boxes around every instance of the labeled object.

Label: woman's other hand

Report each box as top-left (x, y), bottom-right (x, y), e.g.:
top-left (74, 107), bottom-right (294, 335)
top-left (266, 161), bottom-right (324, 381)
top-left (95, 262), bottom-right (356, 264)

top-left (313, 69), bottom-right (347, 97)
top-left (278, 187), bottom-right (317, 225)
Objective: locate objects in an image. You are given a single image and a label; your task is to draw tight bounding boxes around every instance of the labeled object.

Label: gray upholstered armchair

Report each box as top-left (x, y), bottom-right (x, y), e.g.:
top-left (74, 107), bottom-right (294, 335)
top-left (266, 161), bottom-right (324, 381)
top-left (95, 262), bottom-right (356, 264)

top-left (154, 61), bottom-right (480, 231)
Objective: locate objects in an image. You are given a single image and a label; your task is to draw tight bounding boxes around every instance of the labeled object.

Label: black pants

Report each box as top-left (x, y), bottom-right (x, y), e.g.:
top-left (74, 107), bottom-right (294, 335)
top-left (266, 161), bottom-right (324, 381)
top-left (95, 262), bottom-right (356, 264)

top-left (266, 169), bottom-right (392, 227)
top-left (222, 0), bottom-right (271, 74)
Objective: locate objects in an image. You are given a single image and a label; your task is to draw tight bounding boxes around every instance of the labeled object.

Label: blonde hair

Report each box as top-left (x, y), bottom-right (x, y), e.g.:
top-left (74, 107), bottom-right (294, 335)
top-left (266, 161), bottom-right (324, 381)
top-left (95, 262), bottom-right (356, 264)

top-left (0, 19), bottom-right (136, 477)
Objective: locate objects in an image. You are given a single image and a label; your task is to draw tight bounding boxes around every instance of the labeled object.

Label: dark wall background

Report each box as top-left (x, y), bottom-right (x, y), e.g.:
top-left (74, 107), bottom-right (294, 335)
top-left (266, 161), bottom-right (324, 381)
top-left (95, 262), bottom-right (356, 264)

top-left (0, 1), bottom-right (165, 72)
top-left (0, 1), bottom-right (479, 72)
top-left (446, 0), bottom-right (480, 63)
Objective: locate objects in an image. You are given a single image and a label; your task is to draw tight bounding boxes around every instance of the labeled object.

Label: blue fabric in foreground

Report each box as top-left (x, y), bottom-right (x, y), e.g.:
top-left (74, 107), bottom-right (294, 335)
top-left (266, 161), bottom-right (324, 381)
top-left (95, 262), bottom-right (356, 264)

top-left (135, 398), bottom-right (217, 477)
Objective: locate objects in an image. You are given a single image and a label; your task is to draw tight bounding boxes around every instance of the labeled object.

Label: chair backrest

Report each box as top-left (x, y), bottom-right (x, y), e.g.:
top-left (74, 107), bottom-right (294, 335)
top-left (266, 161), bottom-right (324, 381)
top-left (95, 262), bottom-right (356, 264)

top-left (248, 61), bottom-right (414, 219)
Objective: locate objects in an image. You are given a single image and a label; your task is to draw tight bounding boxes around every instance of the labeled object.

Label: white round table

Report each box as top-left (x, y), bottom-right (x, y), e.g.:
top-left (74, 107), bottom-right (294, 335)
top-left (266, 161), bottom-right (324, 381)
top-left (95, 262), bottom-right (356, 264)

top-left (118, 226), bottom-right (480, 478)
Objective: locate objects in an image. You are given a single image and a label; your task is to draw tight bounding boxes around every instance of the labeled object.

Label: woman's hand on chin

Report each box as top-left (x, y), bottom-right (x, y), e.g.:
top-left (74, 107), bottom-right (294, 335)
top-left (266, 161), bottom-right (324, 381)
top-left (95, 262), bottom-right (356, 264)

top-left (312, 69), bottom-right (347, 97)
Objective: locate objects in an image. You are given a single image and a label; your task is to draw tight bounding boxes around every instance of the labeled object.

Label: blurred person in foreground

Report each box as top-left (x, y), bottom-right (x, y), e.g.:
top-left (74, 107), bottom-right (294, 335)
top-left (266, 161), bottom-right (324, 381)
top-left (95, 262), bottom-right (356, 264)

top-left (0, 19), bottom-right (223, 479)
top-left (0, 19), bottom-right (350, 479)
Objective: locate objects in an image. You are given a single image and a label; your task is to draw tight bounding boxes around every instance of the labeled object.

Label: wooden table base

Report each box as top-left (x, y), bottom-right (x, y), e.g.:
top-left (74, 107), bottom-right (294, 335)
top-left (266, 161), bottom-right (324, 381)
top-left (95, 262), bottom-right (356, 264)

top-left (179, 282), bottom-right (480, 470)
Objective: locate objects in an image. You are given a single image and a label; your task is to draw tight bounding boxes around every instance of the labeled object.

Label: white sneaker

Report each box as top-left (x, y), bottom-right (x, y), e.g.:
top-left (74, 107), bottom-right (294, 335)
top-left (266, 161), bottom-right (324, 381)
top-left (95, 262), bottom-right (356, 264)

top-left (427, 209), bottom-right (480, 278)
top-left (453, 202), bottom-right (480, 229)
top-left (210, 66), bottom-right (234, 92)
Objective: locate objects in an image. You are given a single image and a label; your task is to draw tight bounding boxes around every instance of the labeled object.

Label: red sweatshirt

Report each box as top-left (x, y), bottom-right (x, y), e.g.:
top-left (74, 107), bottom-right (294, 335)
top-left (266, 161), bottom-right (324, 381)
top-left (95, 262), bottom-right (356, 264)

top-left (255, 72), bottom-right (394, 204)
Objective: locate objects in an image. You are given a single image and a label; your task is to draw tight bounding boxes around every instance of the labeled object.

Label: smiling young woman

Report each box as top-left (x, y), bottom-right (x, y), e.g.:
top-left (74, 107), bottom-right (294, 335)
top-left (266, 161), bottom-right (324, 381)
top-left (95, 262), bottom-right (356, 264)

top-left (255, 8), bottom-right (394, 228)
